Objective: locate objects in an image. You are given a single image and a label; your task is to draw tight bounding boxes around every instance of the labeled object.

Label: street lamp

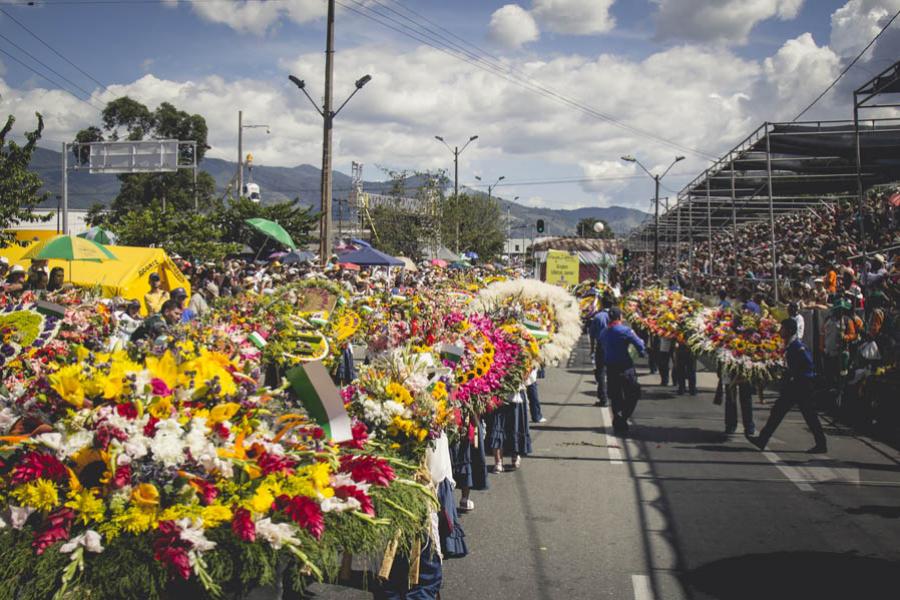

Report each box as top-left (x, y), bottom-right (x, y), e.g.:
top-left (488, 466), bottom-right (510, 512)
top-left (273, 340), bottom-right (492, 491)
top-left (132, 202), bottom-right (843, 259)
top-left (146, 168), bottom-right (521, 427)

top-left (237, 111), bottom-right (270, 197)
top-left (434, 134), bottom-right (478, 254)
top-left (289, 72), bottom-right (371, 264)
top-left (620, 154), bottom-right (684, 277)
top-left (474, 174), bottom-right (505, 200)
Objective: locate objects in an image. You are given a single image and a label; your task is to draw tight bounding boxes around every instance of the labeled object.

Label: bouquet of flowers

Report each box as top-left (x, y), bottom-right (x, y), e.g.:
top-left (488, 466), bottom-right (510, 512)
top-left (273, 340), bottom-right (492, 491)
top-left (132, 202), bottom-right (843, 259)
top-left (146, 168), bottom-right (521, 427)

top-left (623, 288), bottom-right (701, 342)
top-left (688, 307), bottom-right (783, 383)
top-left (0, 340), bottom-right (435, 599)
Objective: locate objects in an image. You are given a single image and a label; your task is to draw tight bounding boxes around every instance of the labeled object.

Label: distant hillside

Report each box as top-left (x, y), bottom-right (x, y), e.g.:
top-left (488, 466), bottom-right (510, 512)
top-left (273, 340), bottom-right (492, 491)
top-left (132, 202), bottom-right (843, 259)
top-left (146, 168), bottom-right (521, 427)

top-left (29, 147), bottom-right (647, 235)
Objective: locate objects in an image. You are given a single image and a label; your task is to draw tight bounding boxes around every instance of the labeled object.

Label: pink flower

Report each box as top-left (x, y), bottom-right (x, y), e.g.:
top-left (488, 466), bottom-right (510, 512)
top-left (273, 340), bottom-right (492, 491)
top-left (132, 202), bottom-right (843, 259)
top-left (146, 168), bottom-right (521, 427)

top-left (150, 378), bottom-right (172, 397)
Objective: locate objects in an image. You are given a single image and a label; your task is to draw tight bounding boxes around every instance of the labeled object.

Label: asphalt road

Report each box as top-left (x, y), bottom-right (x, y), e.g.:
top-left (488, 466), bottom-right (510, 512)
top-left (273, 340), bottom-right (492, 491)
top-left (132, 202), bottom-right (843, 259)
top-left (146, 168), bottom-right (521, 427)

top-left (311, 335), bottom-right (900, 599)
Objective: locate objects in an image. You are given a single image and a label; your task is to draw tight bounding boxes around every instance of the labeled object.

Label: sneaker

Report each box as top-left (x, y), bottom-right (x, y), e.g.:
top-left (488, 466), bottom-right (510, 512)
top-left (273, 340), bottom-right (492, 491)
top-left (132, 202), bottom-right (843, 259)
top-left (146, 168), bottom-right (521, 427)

top-left (490, 463), bottom-right (504, 474)
top-left (806, 445), bottom-right (827, 454)
top-left (458, 498), bottom-right (475, 513)
top-left (512, 455), bottom-right (522, 469)
top-left (747, 435), bottom-right (766, 450)
top-left (537, 417), bottom-right (548, 423)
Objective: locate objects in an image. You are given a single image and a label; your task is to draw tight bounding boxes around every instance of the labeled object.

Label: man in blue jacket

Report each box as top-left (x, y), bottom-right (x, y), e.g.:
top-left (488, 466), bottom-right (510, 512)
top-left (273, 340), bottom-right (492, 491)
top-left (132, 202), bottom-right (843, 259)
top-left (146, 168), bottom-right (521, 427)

top-left (599, 307), bottom-right (646, 434)
top-left (749, 318), bottom-right (827, 453)
top-left (590, 295), bottom-right (613, 407)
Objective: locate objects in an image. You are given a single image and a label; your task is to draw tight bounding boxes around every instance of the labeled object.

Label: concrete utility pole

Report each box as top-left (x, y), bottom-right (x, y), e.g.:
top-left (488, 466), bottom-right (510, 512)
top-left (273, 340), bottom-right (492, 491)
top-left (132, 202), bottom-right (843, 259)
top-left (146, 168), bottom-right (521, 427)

top-left (237, 110), bottom-right (243, 196)
top-left (320, 0), bottom-right (336, 264)
top-left (434, 135), bottom-right (478, 254)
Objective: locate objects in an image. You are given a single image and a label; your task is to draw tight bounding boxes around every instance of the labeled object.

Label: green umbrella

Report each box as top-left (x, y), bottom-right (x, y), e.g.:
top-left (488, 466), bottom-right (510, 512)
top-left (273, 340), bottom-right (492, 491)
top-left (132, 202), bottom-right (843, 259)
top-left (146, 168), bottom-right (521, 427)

top-left (21, 234), bottom-right (117, 281)
top-left (77, 226), bottom-right (118, 246)
top-left (244, 218), bottom-right (296, 250)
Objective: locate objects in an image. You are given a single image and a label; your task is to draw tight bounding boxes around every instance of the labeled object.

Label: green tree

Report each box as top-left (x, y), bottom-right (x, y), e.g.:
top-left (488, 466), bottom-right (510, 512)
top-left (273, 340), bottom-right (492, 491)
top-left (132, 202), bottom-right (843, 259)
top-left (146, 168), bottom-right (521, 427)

top-left (112, 204), bottom-right (238, 261)
top-left (575, 217), bottom-right (614, 239)
top-left (370, 206), bottom-right (426, 259)
top-left (217, 197), bottom-right (317, 253)
top-left (441, 193), bottom-right (505, 260)
top-left (74, 97), bottom-right (214, 221)
top-left (0, 113), bottom-right (52, 246)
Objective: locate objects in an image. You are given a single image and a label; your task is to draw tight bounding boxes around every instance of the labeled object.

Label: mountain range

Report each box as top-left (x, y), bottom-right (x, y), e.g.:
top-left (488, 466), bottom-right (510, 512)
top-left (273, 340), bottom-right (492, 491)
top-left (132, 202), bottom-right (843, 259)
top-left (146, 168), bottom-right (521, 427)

top-left (28, 146), bottom-right (648, 236)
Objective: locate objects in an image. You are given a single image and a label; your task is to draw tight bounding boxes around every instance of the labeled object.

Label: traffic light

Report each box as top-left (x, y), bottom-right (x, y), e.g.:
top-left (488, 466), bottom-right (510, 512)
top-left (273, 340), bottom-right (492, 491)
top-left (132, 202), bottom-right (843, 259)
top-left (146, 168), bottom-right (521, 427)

top-left (536, 219), bottom-right (545, 234)
top-left (622, 248), bottom-right (631, 263)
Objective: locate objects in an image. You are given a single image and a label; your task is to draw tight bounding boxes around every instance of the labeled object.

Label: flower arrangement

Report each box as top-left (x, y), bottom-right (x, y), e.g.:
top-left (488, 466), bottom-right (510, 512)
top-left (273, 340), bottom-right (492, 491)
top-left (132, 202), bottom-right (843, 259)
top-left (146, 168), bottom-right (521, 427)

top-left (622, 288), bottom-right (701, 343)
top-left (688, 307), bottom-right (783, 383)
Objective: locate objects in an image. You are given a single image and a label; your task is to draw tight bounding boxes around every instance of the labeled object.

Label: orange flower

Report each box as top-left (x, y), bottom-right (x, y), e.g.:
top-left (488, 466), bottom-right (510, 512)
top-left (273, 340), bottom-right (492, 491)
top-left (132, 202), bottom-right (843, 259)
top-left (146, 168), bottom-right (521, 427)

top-left (131, 483), bottom-right (160, 509)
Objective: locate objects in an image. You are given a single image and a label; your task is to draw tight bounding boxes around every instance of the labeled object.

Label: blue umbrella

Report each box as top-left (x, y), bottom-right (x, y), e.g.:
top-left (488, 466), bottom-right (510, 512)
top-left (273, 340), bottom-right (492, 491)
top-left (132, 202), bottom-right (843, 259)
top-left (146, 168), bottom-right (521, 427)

top-left (463, 251), bottom-right (479, 260)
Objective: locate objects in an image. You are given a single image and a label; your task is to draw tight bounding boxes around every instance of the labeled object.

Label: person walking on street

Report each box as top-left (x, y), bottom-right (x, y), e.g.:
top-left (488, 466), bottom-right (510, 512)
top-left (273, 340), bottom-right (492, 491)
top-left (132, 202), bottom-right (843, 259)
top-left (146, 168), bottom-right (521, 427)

top-left (749, 318), bottom-right (827, 454)
top-left (590, 296), bottom-right (613, 407)
top-left (598, 307), bottom-right (646, 435)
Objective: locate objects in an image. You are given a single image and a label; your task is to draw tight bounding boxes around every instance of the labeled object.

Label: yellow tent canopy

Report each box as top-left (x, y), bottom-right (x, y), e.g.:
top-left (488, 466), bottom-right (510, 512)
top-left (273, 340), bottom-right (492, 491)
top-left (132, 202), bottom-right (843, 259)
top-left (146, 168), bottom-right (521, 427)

top-left (0, 243), bottom-right (190, 315)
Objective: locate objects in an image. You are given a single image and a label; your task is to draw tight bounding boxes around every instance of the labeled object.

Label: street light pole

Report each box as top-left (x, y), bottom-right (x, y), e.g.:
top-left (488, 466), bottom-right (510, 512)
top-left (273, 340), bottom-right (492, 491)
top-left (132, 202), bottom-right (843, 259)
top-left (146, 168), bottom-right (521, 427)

top-left (621, 154), bottom-right (684, 278)
top-left (237, 111), bottom-right (270, 199)
top-left (290, 5), bottom-right (371, 265)
top-left (434, 134), bottom-right (478, 254)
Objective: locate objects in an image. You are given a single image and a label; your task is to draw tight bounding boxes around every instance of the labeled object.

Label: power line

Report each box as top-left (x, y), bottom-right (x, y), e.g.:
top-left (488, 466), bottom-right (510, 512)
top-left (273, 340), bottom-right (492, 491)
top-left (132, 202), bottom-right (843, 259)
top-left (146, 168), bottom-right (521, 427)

top-left (0, 7), bottom-right (107, 90)
top-left (0, 45), bottom-right (102, 111)
top-left (793, 7), bottom-right (900, 121)
top-left (337, 0), bottom-right (717, 161)
top-left (0, 30), bottom-right (97, 99)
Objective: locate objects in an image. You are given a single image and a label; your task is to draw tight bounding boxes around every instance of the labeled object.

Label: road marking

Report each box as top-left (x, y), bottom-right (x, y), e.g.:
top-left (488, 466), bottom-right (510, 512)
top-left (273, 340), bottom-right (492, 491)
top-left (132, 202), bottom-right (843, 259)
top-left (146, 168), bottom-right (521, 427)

top-left (599, 406), bottom-right (623, 465)
top-left (761, 451), bottom-right (815, 492)
top-left (632, 574), bottom-right (655, 600)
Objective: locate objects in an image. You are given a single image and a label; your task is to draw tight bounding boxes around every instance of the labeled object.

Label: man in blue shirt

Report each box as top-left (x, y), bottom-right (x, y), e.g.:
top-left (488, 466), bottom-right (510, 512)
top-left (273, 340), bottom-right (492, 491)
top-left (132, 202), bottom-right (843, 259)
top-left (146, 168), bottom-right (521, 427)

top-left (590, 296), bottom-right (613, 407)
top-left (599, 307), bottom-right (646, 434)
top-left (749, 318), bottom-right (827, 453)
top-left (739, 288), bottom-right (761, 315)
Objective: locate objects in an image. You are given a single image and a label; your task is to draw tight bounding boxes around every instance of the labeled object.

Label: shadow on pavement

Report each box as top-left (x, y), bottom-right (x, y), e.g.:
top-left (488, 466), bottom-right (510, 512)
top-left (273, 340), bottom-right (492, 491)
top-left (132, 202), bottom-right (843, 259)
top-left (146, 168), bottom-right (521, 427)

top-left (684, 551), bottom-right (900, 600)
top-left (845, 505), bottom-right (900, 519)
top-left (674, 444), bottom-right (757, 453)
top-left (630, 425), bottom-right (730, 444)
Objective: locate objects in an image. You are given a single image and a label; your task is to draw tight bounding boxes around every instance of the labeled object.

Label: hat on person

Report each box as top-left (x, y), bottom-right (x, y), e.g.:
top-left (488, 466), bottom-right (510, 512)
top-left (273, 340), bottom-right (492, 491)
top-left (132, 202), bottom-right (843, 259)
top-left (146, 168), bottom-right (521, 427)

top-left (873, 253), bottom-right (886, 264)
top-left (832, 298), bottom-right (851, 311)
top-left (149, 272), bottom-right (161, 282)
top-left (127, 299), bottom-right (141, 310)
top-left (170, 287), bottom-right (187, 299)
top-left (10, 264), bottom-right (25, 274)
top-left (0, 257), bottom-right (8, 266)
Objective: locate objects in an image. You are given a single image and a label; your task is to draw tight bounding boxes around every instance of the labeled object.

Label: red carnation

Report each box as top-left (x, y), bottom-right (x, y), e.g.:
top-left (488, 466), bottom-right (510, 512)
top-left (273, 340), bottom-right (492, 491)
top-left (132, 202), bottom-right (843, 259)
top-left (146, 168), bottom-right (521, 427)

top-left (192, 479), bottom-right (218, 505)
top-left (153, 520), bottom-right (192, 579)
top-left (231, 507), bottom-right (256, 542)
top-left (12, 451), bottom-right (68, 485)
top-left (257, 451), bottom-right (296, 476)
top-left (143, 416), bottom-right (160, 438)
top-left (115, 403), bottom-right (138, 419)
top-left (339, 455), bottom-right (396, 487)
top-left (334, 485), bottom-right (374, 516)
top-left (213, 423), bottom-right (230, 439)
top-left (277, 495), bottom-right (324, 540)
top-left (32, 507), bottom-right (74, 555)
top-left (110, 464), bottom-right (132, 489)
top-left (339, 421), bottom-right (369, 450)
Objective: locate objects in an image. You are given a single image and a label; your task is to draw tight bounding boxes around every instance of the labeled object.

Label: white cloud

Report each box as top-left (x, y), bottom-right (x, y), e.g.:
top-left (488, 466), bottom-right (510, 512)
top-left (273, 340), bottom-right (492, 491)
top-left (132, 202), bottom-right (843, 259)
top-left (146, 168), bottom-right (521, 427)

top-left (760, 33), bottom-right (841, 119)
top-left (830, 0), bottom-right (900, 58)
top-left (168, 0), bottom-right (325, 35)
top-left (531, 0), bottom-right (616, 35)
top-left (654, 0), bottom-right (805, 45)
top-left (489, 4), bottom-right (540, 49)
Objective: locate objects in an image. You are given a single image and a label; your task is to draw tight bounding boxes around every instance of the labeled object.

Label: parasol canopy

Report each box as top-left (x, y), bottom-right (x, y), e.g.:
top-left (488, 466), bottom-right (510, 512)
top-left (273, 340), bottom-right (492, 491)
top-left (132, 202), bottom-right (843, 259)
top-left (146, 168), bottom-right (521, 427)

top-left (244, 218), bottom-right (297, 250)
top-left (22, 234), bottom-right (117, 262)
top-left (76, 226), bottom-right (118, 246)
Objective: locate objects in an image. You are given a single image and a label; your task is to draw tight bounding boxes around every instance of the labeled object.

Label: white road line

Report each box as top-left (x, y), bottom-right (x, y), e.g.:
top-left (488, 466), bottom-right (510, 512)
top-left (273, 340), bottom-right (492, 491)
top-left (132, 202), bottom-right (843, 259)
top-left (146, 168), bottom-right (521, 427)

top-left (761, 451), bottom-right (815, 492)
top-left (599, 406), bottom-right (623, 465)
top-left (632, 574), bottom-right (655, 600)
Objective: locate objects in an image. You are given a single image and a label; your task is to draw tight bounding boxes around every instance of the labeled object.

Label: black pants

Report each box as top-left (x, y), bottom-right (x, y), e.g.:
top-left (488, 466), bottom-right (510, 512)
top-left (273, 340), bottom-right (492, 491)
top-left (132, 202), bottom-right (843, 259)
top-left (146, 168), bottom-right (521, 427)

top-left (725, 381), bottom-right (755, 434)
top-left (758, 379), bottom-right (826, 448)
top-left (657, 350), bottom-right (671, 386)
top-left (607, 364), bottom-right (638, 432)
top-left (594, 346), bottom-right (607, 402)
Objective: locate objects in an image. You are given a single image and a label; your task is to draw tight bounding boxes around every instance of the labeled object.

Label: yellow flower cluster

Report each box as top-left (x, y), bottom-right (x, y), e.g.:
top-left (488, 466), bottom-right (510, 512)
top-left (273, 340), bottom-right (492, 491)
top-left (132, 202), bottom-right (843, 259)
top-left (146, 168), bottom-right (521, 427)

top-left (386, 381), bottom-right (414, 406)
top-left (11, 478), bottom-right (59, 512)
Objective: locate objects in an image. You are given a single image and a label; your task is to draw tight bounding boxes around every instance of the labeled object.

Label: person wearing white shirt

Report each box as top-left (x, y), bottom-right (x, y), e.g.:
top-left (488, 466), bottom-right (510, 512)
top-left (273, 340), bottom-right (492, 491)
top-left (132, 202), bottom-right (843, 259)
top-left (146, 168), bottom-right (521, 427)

top-left (788, 302), bottom-right (804, 341)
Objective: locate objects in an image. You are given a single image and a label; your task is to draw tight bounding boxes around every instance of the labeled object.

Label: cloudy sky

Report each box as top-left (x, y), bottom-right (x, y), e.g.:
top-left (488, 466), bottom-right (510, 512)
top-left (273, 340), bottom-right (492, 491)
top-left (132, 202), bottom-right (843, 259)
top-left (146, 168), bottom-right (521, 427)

top-left (1, 0), bottom-right (899, 212)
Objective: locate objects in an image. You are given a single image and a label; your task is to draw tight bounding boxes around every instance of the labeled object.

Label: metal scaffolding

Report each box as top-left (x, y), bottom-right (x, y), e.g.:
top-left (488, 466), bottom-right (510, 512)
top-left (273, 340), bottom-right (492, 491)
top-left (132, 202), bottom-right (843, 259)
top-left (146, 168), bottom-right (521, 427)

top-left (626, 59), bottom-right (900, 303)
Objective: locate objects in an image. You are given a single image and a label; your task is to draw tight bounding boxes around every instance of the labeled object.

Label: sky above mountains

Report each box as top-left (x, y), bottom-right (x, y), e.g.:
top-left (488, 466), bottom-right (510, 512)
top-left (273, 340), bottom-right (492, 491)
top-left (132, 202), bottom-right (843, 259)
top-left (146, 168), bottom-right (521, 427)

top-left (1, 0), bottom-right (899, 212)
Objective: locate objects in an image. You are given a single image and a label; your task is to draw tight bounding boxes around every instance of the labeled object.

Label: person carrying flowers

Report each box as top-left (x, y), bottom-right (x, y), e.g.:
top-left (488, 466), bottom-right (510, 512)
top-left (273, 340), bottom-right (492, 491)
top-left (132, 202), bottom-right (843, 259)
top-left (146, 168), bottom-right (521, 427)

top-left (598, 307), bottom-right (646, 435)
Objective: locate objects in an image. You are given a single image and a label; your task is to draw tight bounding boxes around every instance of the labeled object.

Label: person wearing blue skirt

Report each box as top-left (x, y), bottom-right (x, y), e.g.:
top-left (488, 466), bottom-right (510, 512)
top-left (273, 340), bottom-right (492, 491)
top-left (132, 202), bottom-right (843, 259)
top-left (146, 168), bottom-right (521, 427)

top-left (486, 391), bottom-right (532, 473)
top-left (450, 418), bottom-right (488, 513)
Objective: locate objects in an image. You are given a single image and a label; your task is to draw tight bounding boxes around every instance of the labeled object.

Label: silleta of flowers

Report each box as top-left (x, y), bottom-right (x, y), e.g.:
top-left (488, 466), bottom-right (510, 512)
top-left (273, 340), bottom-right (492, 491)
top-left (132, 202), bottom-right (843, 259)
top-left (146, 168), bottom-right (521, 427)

top-left (622, 288), bottom-right (702, 343)
top-left (0, 272), bottom-right (581, 599)
top-left (689, 307), bottom-right (784, 383)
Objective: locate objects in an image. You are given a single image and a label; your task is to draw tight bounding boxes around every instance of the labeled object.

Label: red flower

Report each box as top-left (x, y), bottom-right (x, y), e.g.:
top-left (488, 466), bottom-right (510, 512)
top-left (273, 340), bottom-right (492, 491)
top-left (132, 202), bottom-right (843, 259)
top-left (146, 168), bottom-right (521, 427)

top-left (231, 507), bottom-right (256, 542)
top-left (111, 464), bottom-right (132, 489)
top-left (213, 423), bottom-right (230, 439)
top-left (150, 378), bottom-right (173, 397)
top-left (153, 520), bottom-right (192, 579)
top-left (115, 403), bottom-right (138, 419)
top-left (32, 507), bottom-right (74, 555)
top-left (339, 455), bottom-right (396, 487)
top-left (334, 485), bottom-right (374, 516)
top-left (143, 416), bottom-right (160, 438)
top-left (12, 451), bottom-right (68, 485)
top-left (277, 495), bottom-right (324, 539)
top-left (191, 479), bottom-right (219, 505)
top-left (339, 421), bottom-right (368, 450)
top-left (257, 451), bottom-right (296, 476)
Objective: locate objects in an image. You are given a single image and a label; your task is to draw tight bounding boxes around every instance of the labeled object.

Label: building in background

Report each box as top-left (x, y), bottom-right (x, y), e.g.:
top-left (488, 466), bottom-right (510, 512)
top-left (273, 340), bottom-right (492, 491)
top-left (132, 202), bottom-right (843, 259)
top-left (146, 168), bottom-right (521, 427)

top-left (5, 209), bottom-right (90, 243)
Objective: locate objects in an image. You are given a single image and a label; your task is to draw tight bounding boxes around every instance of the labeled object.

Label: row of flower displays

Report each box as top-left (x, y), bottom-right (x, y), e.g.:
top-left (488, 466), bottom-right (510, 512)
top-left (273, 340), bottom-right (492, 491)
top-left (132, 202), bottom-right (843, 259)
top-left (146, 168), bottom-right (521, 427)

top-left (0, 275), bottom-right (580, 599)
top-left (622, 287), bottom-right (784, 383)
